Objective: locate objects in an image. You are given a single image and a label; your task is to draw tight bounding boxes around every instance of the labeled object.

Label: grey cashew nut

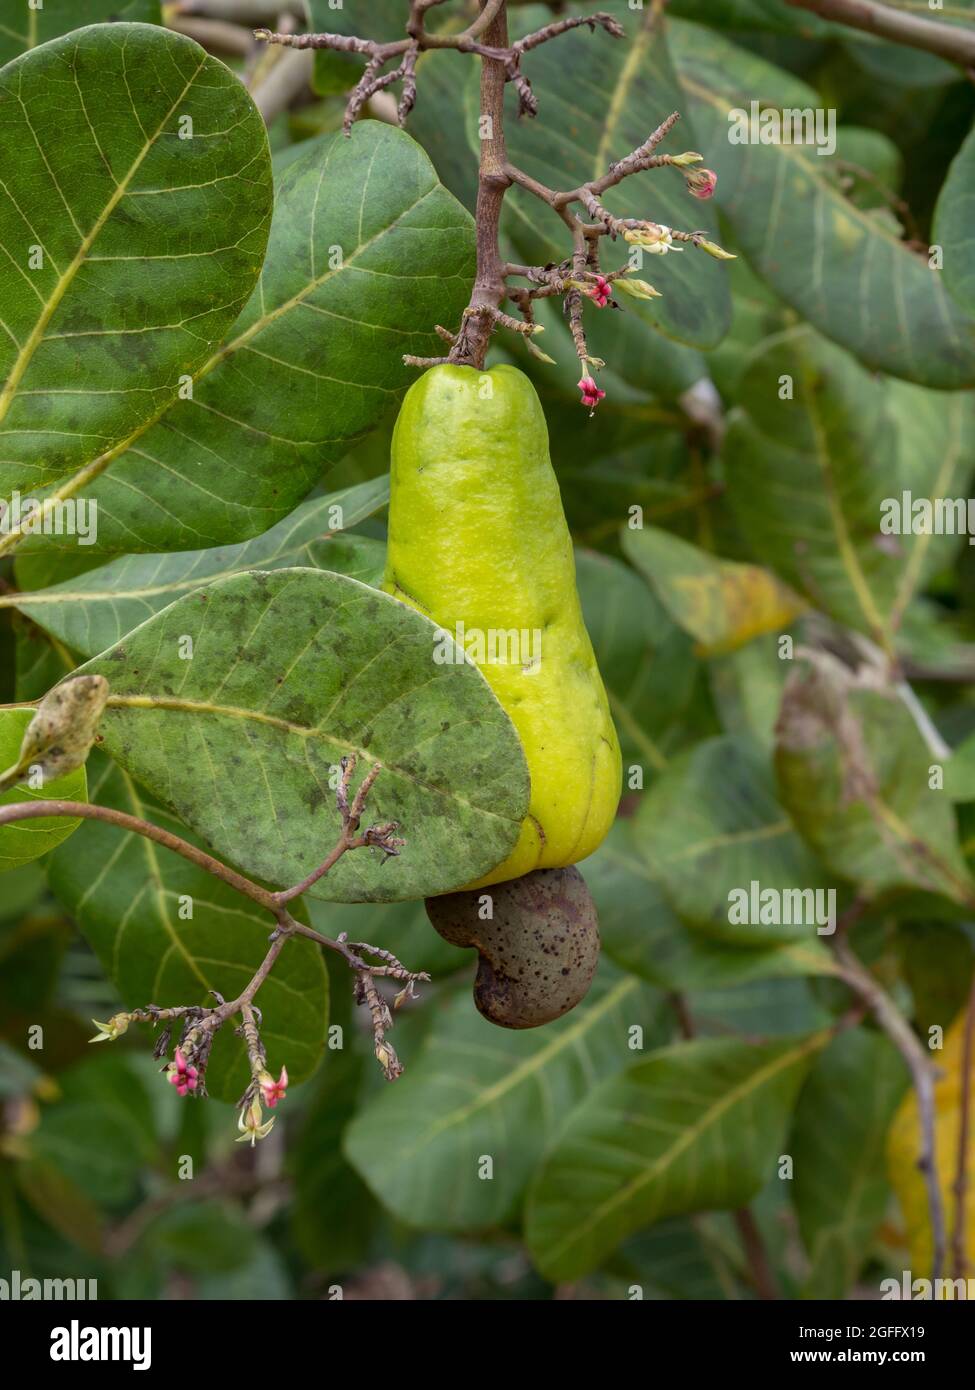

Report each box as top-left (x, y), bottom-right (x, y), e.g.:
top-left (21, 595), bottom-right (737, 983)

top-left (425, 866), bottom-right (600, 1030)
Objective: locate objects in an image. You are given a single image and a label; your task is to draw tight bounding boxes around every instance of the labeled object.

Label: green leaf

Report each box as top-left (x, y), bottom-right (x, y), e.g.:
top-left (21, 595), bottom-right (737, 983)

top-left (633, 734), bottom-right (833, 946)
top-left (146, 1200), bottom-right (258, 1273)
top-left (79, 569), bottom-right (529, 901)
top-left (575, 549), bottom-right (695, 774)
top-left (7, 479), bottom-right (390, 657)
top-left (343, 965), bottom-right (666, 1231)
top-left (525, 1031), bottom-right (824, 1280)
top-left (47, 753), bottom-right (328, 1103)
top-left (503, 1), bottom-right (730, 351)
top-left (669, 20), bottom-right (975, 387)
top-left (0, 23), bottom-right (273, 497)
top-left (16, 121), bottom-right (474, 559)
top-left (723, 326), bottom-right (975, 647)
top-left (775, 652), bottom-right (975, 906)
top-left (790, 1028), bottom-right (908, 1298)
top-left (0, 708), bottom-right (86, 869)
top-left (709, 634), bottom-right (788, 750)
top-left (622, 524), bottom-right (804, 655)
top-left (291, 1045), bottom-right (378, 1276)
top-left (896, 921), bottom-right (975, 1040)
top-left (667, 0), bottom-right (839, 37)
top-left (29, 1099), bottom-right (146, 1206)
top-left (935, 122), bottom-right (975, 317)
top-left (585, 820), bottom-right (836, 990)
top-left (15, 1157), bottom-right (103, 1257)
top-left (0, 1), bottom-right (161, 66)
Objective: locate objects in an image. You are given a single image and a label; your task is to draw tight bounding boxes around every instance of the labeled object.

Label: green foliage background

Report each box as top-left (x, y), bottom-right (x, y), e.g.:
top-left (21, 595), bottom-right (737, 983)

top-left (1, 0), bottom-right (974, 1300)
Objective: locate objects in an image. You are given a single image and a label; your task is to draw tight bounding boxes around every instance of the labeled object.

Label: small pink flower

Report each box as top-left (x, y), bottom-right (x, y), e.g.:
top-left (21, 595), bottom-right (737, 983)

top-left (168, 1046), bottom-right (199, 1097)
top-left (578, 375), bottom-right (606, 412)
top-left (587, 274), bottom-right (613, 308)
top-left (259, 1065), bottom-right (288, 1109)
top-left (685, 168), bottom-right (717, 199)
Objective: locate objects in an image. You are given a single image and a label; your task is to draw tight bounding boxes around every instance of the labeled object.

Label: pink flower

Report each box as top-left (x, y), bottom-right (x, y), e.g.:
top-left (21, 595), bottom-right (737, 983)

top-left (259, 1065), bottom-right (288, 1109)
top-left (167, 1047), bottom-right (199, 1097)
top-left (578, 375), bottom-right (606, 411)
top-left (587, 274), bottom-right (613, 308)
top-left (685, 167), bottom-right (717, 199)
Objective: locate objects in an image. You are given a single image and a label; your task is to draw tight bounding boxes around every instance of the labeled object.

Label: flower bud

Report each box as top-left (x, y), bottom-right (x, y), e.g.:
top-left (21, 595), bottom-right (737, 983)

top-left (89, 1013), bottom-right (129, 1043)
top-left (614, 277), bottom-right (662, 301)
top-left (167, 1046), bottom-right (199, 1097)
top-left (696, 238), bottom-right (736, 260)
top-left (669, 151), bottom-right (704, 168)
top-left (577, 375), bottom-right (606, 412)
top-left (684, 167), bottom-right (717, 199)
top-left (258, 1065), bottom-right (288, 1109)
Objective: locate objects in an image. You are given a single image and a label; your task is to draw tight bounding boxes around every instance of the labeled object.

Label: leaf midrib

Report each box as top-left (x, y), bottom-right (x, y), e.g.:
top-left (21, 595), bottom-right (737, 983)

top-left (0, 159), bottom-right (439, 554)
top-left (103, 692), bottom-right (521, 826)
top-left (0, 48), bottom-right (208, 429)
top-left (541, 1032), bottom-right (825, 1267)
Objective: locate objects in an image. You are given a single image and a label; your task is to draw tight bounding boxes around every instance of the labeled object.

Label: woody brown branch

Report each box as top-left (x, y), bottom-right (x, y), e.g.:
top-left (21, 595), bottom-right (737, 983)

top-left (255, 8), bottom-right (625, 135)
top-left (787, 0), bottom-right (975, 68)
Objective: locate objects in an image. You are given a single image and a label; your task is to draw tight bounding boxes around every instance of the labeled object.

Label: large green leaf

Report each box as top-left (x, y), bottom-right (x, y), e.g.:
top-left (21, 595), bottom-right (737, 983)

top-left (723, 326), bottom-right (975, 648)
top-left (525, 1031), bottom-right (824, 1280)
top-left (790, 1028), bottom-right (907, 1298)
top-left (6, 479), bottom-right (390, 657)
top-left (584, 820), bottom-right (836, 990)
top-left (47, 753), bottom-right (328, 1104)
top-left (632, 734), bottom-right (834, 946)
top-left (79, 568), bottom-right (529, 901)
top-left (775, 653), bottom-right (975, 907)
top-left (0, 1), bottom-right (161, 66)
top-left (935, 122), bottom-right (975, 317)
top-left (503, 1), bottom-right (730, 351)
top-left (0, 23), bottom-right (273, 497)
top-left (0, 708), bottom-right (86, 870)
top-left (14, 120), bottom-right (474, 559)
top-left (669, 20), bottom-right (975, 387)
top-left (343, 964), bottom-right (666, 1231)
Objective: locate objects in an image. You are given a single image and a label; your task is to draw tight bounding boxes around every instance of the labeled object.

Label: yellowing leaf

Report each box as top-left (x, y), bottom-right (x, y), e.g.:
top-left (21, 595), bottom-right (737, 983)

top-left (622, 525), bottom-right (804, 656)
top-left (887, 1014), bottom-right (975, 1278)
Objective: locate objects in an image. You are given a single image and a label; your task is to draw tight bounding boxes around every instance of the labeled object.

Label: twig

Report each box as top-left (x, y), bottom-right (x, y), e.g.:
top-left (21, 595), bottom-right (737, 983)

top-left (168, 15), bottom-right (257, 57)
top-left (952, 973), bottom-right (975, 1279)
top-left (173, 0), bottom-right (306, 21)
top-left (0, 752), bottom-right (423, 1098)
top-left (733, 1209), bottom-right (780, 1302)
top-left (830, 910), bottom-right (947, 1281)
top-left (250, 46), bottom-right (313, 123)
top-left (787, 0), bottom-right (975, 67)
top-left (255, 6), bottom-right (627, 136)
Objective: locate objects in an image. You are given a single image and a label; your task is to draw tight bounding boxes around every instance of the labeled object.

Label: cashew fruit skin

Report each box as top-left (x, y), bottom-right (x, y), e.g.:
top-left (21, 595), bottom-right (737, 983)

top-left (383, 363), bottom-right (621, 887)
